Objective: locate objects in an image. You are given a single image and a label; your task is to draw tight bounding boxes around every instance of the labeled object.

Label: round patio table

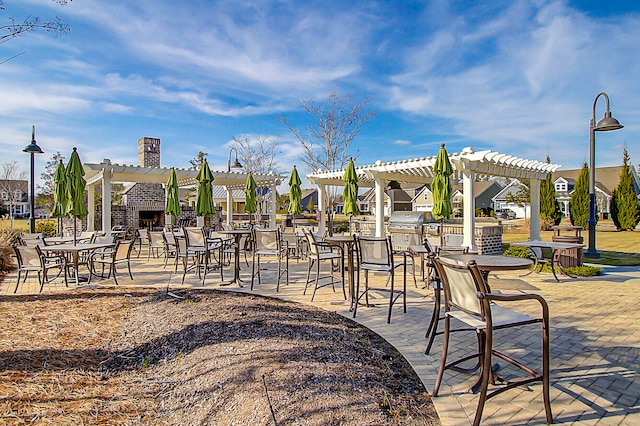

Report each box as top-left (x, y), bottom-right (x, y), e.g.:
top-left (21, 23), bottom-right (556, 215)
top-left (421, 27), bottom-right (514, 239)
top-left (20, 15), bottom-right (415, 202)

top-left (218, 229), bottom-right (252, 287)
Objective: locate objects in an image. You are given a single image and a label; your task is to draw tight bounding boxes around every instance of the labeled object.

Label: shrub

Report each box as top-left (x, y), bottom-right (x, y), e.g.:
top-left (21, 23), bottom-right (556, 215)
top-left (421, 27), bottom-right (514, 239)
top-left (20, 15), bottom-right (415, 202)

top-left (0, 228), bottom-right (21, 277)
top-left (36, 220), bottom-right (57, 237)
top-left (503, 246), bottom-right (531, 258)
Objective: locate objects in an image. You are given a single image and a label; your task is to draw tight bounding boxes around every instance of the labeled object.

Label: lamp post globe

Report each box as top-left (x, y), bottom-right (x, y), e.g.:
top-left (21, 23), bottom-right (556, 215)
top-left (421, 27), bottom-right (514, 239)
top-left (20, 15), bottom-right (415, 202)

top-left (584, 92), bottom-right (623, 259)
top-left (22, 125), bottom-right (44, 234)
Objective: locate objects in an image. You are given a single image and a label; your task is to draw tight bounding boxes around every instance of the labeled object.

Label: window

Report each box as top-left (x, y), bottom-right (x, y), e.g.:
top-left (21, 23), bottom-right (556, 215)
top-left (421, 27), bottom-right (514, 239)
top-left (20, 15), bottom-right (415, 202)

top-left (423, 192), bottom-right (429, 201)
top-left (555, 182), bottom-right (567, 192)
top-left (14, 190), bottom-right (21, 200)
top-left (1, 191), bottom-right (7, 201)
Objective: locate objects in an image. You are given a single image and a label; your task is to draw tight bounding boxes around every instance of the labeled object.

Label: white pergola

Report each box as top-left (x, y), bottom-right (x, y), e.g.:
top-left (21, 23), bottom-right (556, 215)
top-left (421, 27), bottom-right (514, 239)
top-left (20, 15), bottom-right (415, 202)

top-left (83, 161), bottom-right (285, 234)
top-left (307, 147), bottom-right (560, 251)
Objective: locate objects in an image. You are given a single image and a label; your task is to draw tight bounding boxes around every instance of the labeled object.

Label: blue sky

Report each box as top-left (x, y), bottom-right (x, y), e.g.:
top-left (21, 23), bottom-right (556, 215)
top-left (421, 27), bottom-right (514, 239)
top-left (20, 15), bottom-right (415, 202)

top-left (1, 0), bottom-right (639, 189)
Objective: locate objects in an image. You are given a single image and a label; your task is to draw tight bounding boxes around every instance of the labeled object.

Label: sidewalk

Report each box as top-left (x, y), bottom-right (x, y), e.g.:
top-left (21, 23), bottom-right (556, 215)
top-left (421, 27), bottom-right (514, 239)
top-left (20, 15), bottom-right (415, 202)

top-left (2, 253), bottom-right (639, 425)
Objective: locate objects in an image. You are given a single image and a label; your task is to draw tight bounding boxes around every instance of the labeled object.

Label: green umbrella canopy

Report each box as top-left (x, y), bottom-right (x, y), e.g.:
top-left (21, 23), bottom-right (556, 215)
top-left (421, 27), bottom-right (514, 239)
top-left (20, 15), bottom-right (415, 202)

top-left (245, 173), bottom-right (257, 215)
top-left (51, 159), bottom-right (67, 218)
top-left (431, 144), bottom-right (453, 221)
top-left (288, 166), bottom-right (302, 216)
top-left (195, 160), bottom-right (215, 217)
top-left (165, 167), bottom-right (182, 217)
top-left (342, 157), bottom-right (359, 217)
top-left (65, 147), bottom-right (88, 219)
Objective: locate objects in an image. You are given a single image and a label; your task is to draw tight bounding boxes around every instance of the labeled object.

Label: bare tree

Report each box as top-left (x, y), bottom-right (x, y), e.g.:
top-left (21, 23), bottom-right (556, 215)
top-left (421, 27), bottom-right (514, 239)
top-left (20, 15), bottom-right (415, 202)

top-left (231, 135), bottom-right (281, 220)
top-left (0, 161), bottom-right (27, 227)
top-left (0, 1), bottom-right (70, 48)
top-left (231, 135), bottom-right (280, 175)
top-left (279, 90), bottom-right (375, 232)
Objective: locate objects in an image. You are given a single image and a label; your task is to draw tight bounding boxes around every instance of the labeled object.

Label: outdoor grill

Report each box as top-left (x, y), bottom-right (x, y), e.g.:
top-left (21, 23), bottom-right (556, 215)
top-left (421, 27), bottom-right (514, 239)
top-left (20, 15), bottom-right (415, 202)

top-left (387, 211), bottom-right (425, 251)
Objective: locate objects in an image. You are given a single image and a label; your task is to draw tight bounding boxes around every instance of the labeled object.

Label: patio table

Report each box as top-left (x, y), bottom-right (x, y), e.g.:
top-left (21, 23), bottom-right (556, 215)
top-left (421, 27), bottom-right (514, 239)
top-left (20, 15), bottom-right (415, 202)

top-left (324, 235), bottom-right (357, 309)
top-left (46, 242), bottom-right (116, 286)
top-left (510, 241), bottom-right (584, 281)
top-left (218, 229), bottom-right (251, 287)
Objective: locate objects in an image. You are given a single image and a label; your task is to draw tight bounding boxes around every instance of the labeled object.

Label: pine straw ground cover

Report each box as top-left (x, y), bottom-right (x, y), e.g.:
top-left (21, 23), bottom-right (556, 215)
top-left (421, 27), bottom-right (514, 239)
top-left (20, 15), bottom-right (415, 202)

top-left (0, 287), bottom-right (440, 425)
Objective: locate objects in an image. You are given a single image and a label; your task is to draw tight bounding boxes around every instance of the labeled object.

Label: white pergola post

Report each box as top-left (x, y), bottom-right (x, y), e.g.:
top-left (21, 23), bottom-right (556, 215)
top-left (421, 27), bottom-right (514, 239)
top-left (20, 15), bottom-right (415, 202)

top-left (462, 170), bottom-right (477, 252)
top-left (374, 176), bottom-right (387, 237)
top-left (87, 184), bottom-right (95, 231)
top-left (317, 185), bottom-right (325, 236)
top-left (269, 182), bottom-right (277, 229)
top-left (102, 170), bottom-right (112, 235)
top-left (225, 186), bottom-right (233, 226)
top-left (529, 179), bottom-right (541, 241)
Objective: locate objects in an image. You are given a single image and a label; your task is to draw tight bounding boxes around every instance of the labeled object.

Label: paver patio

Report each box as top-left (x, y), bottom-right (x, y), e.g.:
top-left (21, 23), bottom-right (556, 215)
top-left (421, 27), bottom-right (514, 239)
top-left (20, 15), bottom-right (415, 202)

top-left (3, 250), bottom-right (638, 425)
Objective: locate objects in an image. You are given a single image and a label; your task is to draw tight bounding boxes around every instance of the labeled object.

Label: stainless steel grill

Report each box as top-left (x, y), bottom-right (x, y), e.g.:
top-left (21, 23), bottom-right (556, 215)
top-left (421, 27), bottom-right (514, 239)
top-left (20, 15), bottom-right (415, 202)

top-left (387, 211), bottom-right (425, 251)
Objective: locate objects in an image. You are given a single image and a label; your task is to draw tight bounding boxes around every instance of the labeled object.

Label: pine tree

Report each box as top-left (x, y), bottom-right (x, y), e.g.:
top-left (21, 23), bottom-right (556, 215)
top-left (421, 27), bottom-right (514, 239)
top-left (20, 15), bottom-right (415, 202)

top-left (569, 163), bottom-right (590, 228)
top-left (610, 148), bottom-right (640, 230)
top-left (540, 155), bottom-right (562, 229)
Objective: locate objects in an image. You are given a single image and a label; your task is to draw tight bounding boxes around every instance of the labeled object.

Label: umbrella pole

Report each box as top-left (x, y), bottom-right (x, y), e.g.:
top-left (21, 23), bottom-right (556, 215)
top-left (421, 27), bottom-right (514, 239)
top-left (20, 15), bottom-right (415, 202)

top-left (73, 218), bottom-right (77, 246)
top-left (439, 219), bottom-right (444, 249)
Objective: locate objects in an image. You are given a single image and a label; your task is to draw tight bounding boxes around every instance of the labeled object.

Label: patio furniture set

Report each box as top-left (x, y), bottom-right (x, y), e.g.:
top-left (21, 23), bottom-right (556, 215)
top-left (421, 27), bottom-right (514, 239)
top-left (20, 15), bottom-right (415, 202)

top-left (12, 225), bottom-right (577, 425)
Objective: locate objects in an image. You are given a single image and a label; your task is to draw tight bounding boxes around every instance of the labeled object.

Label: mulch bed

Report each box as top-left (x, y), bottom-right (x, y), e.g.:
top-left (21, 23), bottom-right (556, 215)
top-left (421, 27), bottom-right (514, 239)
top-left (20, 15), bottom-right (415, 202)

top-left (0, 287), bottom-right (440, 425)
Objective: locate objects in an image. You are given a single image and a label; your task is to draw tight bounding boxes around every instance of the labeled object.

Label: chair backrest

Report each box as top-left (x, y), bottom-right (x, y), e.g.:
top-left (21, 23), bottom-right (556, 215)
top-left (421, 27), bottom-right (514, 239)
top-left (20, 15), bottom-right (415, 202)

top-left (184, 227), bottom-right (206, 248)
top-left (92, 234), bottom-right (115, 245)
top-left (148, 231), bottom-right (165, 247)
top-left (20, 233), bottom-right (43, 246)
top-left (423, 238), bottom-right (436, 255)
top-left (253, 229), bottom-right (280, 251)
top-left (175, 235), bottom-right (187, 256)
top-left (114, 240), bottom-right (134, 261)
top-left (356, 236), bottom-right (393, 267)
top-left (13, 244), bottom-right (43, 269)
top-left (138, 229), bottom-right (150, 244)
top-left (163, 231), bottom-right (176, 248)
top-left (433, 257), bottom-right (488, 317)
top-left (302, 228), bottom-right (320, 256)
top-left (79, 231), bottom-right (94, 239)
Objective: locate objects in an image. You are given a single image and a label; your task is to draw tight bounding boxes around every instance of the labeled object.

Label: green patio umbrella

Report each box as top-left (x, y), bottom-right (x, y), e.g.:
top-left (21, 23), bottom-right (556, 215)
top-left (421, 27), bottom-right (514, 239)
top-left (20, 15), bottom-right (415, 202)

top-left (65, 147), bottom-right (88, 245)
top-left (431, 143), bottom-right (453, 247)
top-left (51, 159), bottom-right (67, 236)
top-left (245, 173), bottom-right (257, 223)
top-left (288, 165), bottom-right (302, 216)
top-left (165, 167), bottom-right (182, 225)
top-left (342, 157), bottom-right (359, 218)
top-left (195, 159), bottom-right (215, 218)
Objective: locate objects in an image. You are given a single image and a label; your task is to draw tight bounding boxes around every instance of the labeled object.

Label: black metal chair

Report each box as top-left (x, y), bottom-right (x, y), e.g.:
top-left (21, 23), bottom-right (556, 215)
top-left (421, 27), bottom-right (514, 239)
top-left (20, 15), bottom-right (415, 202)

top-left (432, 256), bottom-right (553, 426)
top-left (353, 236), bottom-right (406, 324)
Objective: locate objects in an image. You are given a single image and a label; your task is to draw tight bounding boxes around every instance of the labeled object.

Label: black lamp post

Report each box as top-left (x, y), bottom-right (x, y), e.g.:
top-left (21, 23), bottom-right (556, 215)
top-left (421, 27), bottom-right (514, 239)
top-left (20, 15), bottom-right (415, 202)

top-left (584, 92), bottom-right (623, 259)
top-left (227, 147), bottom-right (242, 172)
top-left (23, 125), bottom-right (44, 234)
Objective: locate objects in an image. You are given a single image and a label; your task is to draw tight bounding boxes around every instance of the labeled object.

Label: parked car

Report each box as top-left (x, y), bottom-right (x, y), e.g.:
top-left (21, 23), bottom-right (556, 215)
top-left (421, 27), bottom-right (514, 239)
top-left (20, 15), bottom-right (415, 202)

top-left (494, 209), bottom-right (516, 220)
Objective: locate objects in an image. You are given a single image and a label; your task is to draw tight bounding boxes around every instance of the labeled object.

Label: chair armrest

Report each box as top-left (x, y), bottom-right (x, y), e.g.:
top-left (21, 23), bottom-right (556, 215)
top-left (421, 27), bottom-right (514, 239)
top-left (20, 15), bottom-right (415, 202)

top-left (316, 242), bottom-right (343, 255)
top-left (478, 292), bottom-right (549, 316)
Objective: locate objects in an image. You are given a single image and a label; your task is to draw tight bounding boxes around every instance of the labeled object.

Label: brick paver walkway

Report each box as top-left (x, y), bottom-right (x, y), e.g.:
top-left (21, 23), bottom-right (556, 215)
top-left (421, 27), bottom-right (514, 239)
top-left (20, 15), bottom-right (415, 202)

top-left (3, 251), bottom-right (638, 425)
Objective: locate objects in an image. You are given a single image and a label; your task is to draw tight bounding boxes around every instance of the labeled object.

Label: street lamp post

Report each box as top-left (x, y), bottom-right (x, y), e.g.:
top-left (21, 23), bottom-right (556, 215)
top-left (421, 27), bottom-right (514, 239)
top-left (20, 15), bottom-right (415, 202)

top-left (584, 92), bottom-right (623, 259)
top-left (227, 147), bottom-right (243, 172)
top-left (23, 125), bottom-right (44, 234)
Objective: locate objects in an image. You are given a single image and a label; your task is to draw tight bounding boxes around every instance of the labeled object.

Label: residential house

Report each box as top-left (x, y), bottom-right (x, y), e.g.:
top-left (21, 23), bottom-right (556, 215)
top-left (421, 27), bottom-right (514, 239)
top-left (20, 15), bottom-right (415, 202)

top-left (492, 179), bottom-right (530, 218)
top-left (361, 181), bottom-right (412, 216)
top-left (551, 166), bottom-right (640, 219)
top-left (413, 180), bottom-right (503, 218)
top-left (0, 179), bottom-right (28, 218)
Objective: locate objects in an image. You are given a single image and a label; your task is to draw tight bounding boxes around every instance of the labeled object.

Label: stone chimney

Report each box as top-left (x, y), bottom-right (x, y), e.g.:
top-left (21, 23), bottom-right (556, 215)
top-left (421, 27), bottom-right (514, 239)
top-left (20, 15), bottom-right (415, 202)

top-left (138, 137), bottom-right (161, 167)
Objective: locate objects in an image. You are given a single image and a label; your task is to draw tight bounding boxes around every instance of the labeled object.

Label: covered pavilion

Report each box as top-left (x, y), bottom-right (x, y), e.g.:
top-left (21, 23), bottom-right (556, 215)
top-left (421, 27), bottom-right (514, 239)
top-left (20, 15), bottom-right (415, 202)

top-left (83, 160), bottom-right (286, 234)
top-left (307, 147), bottom-right (560, 252)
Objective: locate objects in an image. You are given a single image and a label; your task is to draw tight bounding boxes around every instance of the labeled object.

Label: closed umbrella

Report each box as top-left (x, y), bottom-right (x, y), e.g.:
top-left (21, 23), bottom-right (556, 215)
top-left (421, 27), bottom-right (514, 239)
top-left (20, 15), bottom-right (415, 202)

top-left (65, 147), bottom-right (88, 245)
top-left (51, 159), bottom-right (67, 236)
top-left (288, 166), bottom-right (302, 228)
top-left (245, 173), bottom-right (257, 223)
top-left (165, 167), bottom-right (182, 226)
top-left (195, 160), bottom-right (215, 218)
top-left (431, 143), bottom-right (453, 248)
top-left (342, 157), bottom-right (359, 218)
